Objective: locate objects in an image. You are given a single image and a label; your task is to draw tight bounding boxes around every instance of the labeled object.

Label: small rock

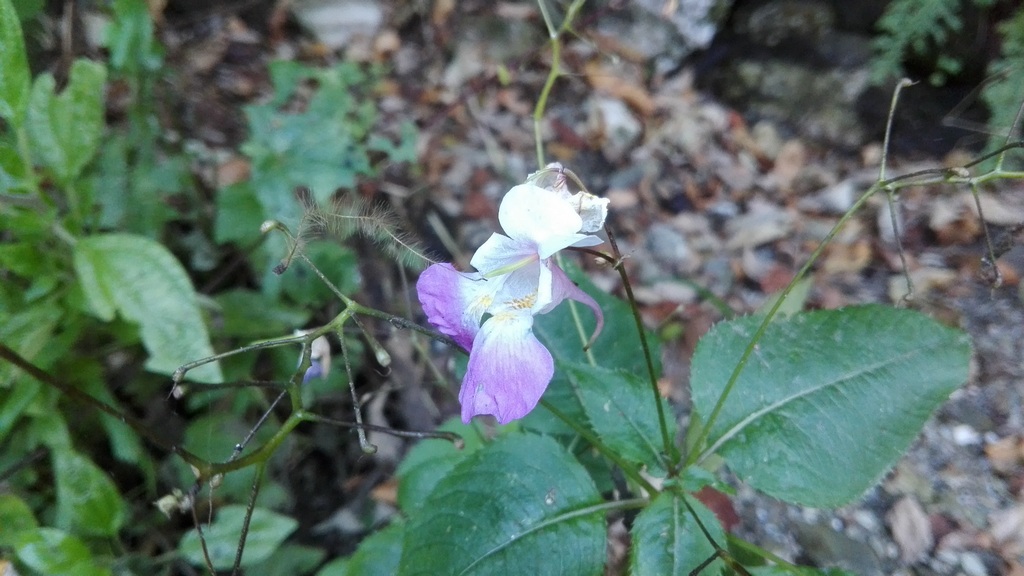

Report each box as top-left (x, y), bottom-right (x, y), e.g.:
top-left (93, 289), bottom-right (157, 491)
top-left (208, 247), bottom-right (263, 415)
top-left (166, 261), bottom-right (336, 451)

top-left (588, 96), bottom-right (643, 162)
top-left (725, 200), bottom-right (794, 249)
top-left (632, 281), bottom-right (697, 305)
top-left (960, 552), bottom-right (989, 576)
top-left (799, 178), bottom-right (858, 215)
top-left (291, 0), bottom-right (383, 50)
top-left (751, 120), bottom-right (783, 160)
top-left (647, 223), bottom-right (697, 273)
top-left (950, 424), bottom-right (982, 447)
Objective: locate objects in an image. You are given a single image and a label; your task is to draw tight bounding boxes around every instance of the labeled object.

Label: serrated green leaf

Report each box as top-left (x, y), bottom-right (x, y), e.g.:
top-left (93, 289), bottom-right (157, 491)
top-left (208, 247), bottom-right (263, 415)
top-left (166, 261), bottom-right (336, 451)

top-left (630, 492), bottom-right (724, 576)
top-left (243, 61), bottom-right (377, 217)
top-left (0, 493), bottom-right (38, 547)
top-left (399, 434), bottom-right (605, 575)
top-left (322, 521), bottom-right (404, 576)
top-left (178, 506), bottom-right (298, 570)
top-left (27, 59), bottom-right (106, 185)
top-left (52, 448), bottom-right (127, 537)
top-left (396, 419), bottom-right (483, 514)
top-left (0, 0), bottom-right (30, 123)
top-left (691, 305), bottom-right (971, 507)
top-left (15, 527), bottom-right (110, 576)
top-left (565, 363), bottom-right (675, 474)
top-left (73, 233), bottom-right (222, 383)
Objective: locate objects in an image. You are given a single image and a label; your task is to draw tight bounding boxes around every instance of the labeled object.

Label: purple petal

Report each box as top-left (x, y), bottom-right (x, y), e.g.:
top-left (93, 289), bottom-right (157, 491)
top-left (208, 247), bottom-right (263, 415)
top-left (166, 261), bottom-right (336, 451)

top-left (302, 359), bottom-right (323, 383)
top-left (545, 264), bottom-right (605, 346)
top-left (416, 263), bottom-right (494, 351)
top-left (459, 313), bottom-right (554, 424)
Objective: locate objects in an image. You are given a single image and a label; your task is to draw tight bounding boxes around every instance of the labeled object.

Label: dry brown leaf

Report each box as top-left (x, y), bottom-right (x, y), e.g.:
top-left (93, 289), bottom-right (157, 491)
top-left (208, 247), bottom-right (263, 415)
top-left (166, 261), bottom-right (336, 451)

top-left (370, 478), bottom-right (399, 506)
top-left (584, 61), bottom-right (655, 118)
top-left (822, 240), bottom-right (872, 275)
top-left (216, 157), bottom-right (251, 188)
top-left (773, 139), bottom-right (808, 192)
top-left (431, 0), bottom-right (455, 27)
top-left (985, 435), bottom-right (1024, 474)
top-left (887, 495), bottom-right (934, 564)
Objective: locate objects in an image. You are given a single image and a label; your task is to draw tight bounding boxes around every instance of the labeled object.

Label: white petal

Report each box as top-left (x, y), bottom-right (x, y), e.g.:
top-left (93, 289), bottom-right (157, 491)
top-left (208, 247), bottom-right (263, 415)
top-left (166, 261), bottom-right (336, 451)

top-left (498, 184), bottom-right (585, 251)
top-left (470, 233), bottom-right (537, 278)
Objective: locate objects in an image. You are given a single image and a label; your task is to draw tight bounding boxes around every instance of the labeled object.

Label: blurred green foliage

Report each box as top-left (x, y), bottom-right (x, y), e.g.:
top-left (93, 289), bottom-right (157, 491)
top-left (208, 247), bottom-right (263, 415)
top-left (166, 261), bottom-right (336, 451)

top-left (872, 0), bottom-right (1024, 152)
top-left (0, 0), bottom-right (413, 572)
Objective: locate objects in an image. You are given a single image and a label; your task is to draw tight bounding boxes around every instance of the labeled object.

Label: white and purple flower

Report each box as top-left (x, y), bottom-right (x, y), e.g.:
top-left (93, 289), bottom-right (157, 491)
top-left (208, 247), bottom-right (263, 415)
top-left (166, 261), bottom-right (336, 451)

top-left (417, 173), bottom-right (609, 424)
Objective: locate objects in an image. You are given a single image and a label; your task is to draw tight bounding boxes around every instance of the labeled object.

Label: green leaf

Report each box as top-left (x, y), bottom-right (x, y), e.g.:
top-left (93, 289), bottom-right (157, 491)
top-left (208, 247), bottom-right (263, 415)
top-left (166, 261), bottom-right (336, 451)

top-left (690, 305), bottom-right (971, 507)
top-left (73, 233), bottom-right (223, 383)
top-left (105, 0), bottom-right (163, 73)
top-left (0, 493), bottom-right (38, 547)
top-left (630, 492), bottom-right (724, 576)
top-left (528, 261), bottom-right (660, 434)
top-left (395, 419), bottom-right (483, 514)
top-left (52, 448), bottom-right (127, 537)
top-left (178, 505), bottom-right (298, 570)
top-left (320, 522), bottom-right (404, 576)
top-left (27, 59), bottom-right (107, 185)
top-left (398, 434), bottom-right (605, 575)
top-left (535, 262), bottom-right (658, 373)
top-left (0, 141), bottom-right (28, 191)
top-left (213, 289), bottom-right (310, 338)
top-left (0, 0), bottom-right (30, 123)
top-left (565, 363), bottom-right (676, 474)
top-left (10, 0), bottom-right (44, 20)
top-left (0, 303), bottom-right (60, 386)
top-left (244, 544), bottom-right (326, 576)
top-left (242, 61), bottom-right (377, 217)
top-left (751, 568), bottom-right (855, 576)
top-left (15, 527), bottom-right (110, 576)
top-left (215, 182), bottom-right (265, 245)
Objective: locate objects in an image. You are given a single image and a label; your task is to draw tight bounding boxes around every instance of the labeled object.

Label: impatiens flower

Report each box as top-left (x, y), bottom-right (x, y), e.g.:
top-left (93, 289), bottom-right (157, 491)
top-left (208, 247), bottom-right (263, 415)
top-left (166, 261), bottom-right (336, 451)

top-left (417, 174), bottom-right (609, 424)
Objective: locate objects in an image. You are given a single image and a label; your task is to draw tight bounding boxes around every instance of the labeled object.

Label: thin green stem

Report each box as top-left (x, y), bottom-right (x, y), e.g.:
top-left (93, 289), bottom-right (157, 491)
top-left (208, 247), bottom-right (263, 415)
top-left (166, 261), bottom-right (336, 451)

top-left (198, 412), bottom-right (304, 479)
top-left (605, 227), bottom-right (675, 468)
top-left (230, 461), bottom-right (266, 576)
top-left (532, 0), bottom-right (587, 167)
top-left (299, 412), bottom-right (464, 444)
